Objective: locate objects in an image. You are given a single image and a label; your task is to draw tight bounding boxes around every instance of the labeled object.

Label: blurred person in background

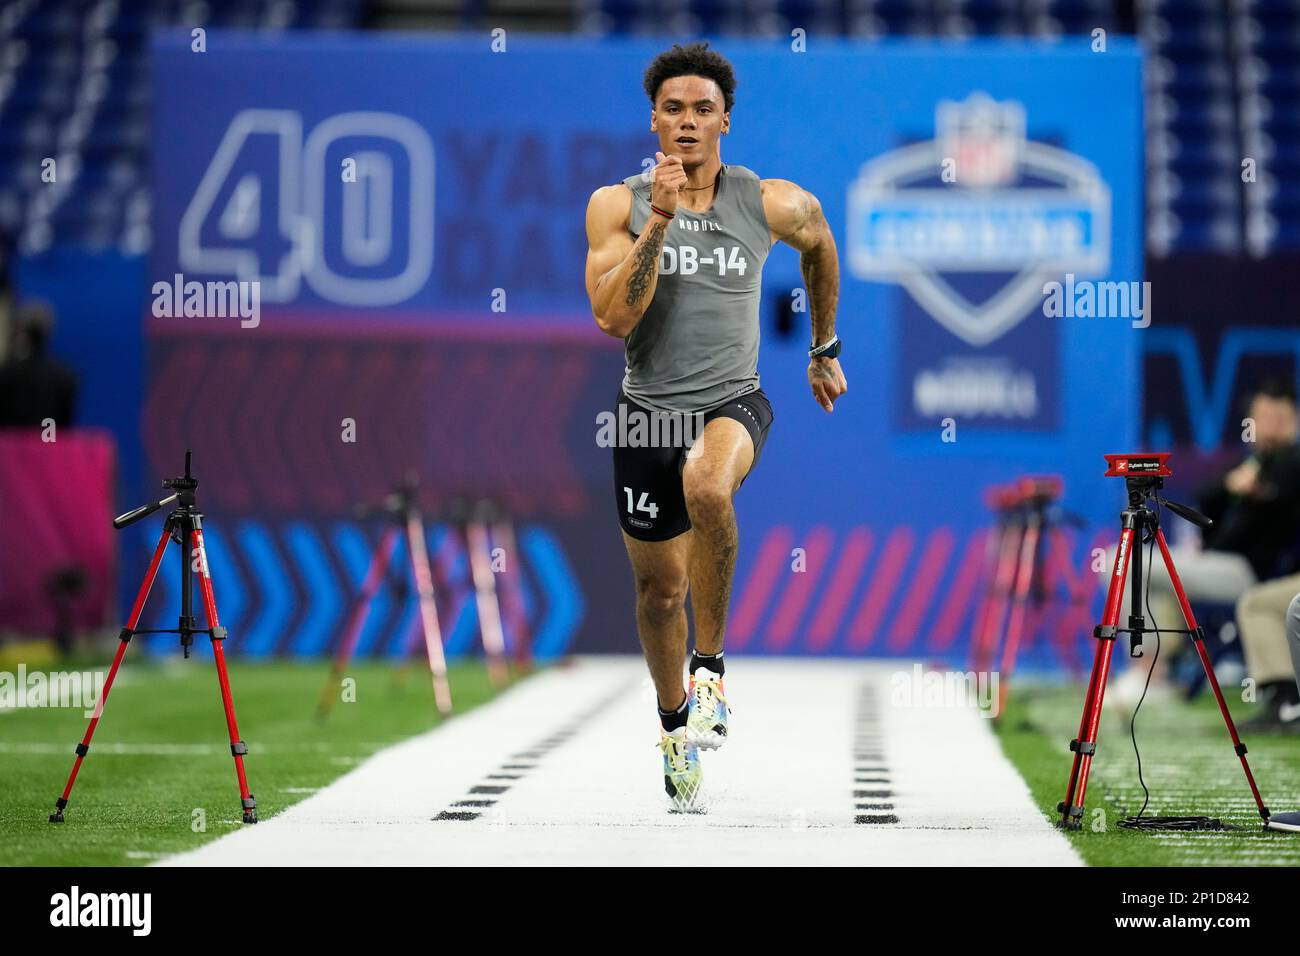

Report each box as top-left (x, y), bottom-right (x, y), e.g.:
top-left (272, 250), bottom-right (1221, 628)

top-left (0, 300), bottom-right (78, 428)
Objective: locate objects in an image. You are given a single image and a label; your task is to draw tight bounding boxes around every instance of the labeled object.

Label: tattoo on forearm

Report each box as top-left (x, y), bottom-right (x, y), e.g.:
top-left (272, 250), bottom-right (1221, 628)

top-left (626, 220), bottom-right (667, 308)
top-left (801, 239), bottom-right (840, 345)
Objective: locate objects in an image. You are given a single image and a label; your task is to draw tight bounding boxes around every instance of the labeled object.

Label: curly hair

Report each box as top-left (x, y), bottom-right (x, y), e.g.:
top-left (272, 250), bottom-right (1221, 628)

top-left (643, 41), bottom-right (736, 114)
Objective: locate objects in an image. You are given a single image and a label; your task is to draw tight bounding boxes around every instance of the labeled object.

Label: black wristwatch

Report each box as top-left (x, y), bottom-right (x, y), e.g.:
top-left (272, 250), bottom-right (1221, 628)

top-left (809, 335), bottom-right (841, 360)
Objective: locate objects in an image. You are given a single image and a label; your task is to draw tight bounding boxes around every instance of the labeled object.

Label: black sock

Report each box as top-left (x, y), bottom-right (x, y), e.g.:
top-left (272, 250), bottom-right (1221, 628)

top-left (690, 650), bottom-right (724, 676)
top-left (658, 693), bottom-right (688, 732)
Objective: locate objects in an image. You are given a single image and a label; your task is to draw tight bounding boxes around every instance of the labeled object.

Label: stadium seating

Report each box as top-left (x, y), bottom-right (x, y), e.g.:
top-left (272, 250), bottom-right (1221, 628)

top-left (0, 0), bottom-right (362, 256)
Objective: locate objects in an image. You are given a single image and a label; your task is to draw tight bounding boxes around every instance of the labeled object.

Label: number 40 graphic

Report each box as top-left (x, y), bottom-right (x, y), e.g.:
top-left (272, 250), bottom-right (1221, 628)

top-left (178, 109), bottom-right (435, 307)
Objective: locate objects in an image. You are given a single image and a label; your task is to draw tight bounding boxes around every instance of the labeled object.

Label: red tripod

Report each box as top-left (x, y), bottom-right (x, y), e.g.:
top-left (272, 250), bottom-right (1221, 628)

top-left (49, 451), bottom-right (257, 825)
top-left (970, 482), bottom-right (1025, 676)
top-left (1057, 453), bottom-right (1271, 830)
top-left (970, 476), bottom-right (1088, 709)
top-left (318, 477), bottom-right (454, 718)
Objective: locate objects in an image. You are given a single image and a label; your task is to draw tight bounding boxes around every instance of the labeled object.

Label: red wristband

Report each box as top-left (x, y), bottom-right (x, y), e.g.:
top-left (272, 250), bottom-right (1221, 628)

top-left (649, 203), bottom-right (675, 220)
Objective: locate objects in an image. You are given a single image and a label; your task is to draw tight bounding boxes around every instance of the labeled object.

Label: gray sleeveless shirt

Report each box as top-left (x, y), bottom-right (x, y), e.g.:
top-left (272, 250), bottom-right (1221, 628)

top-left (618, 163), bottom-right (773, 413)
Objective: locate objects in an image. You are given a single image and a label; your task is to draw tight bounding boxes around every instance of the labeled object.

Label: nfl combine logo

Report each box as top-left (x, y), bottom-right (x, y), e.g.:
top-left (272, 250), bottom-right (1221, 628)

top-left (846, 92), bottom-right (1111, 347)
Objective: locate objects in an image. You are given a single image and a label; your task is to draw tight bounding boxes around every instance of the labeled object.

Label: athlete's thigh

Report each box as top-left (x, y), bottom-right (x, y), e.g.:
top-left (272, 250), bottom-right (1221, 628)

top-left (682, 415), bottom-right (754, 498)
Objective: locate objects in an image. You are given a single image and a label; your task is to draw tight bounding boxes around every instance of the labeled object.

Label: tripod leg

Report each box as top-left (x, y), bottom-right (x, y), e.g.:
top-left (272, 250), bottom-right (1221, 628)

top-left (997, 514), bottom-right (1042, 716)
top-left (406, 512), bottom-right (453, 715)
top-left (318, 525), bottom-right (399, 717)
top-left (1154, 530), bottom-right (1271, 823)
top-left (191, 521), bottom-right (258, 824)
top-left (49, 525), bottom-right (173, 823)
top-left (968, 522), bottom-right (1005, 672)
top-left (975, 518), bottom-right (1021, 675)
top-left (466, 519), bottom-right (509, 688)
top-left (493, 519), bottom-right (532, 670)
top-left (1043, 529), bottom-right (1087, 679)
top-left (1058, 523), bottom-right (1135, 829)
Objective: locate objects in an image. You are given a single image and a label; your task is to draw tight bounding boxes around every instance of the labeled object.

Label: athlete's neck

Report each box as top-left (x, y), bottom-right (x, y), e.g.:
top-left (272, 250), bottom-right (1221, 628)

top-left (678, 157), bottom-right (723, 212)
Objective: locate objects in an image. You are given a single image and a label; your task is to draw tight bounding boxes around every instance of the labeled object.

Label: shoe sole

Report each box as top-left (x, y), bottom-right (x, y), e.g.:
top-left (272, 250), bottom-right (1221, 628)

top-left (667, 801), bottom-right (708, 814)
top-left (687, 728), bottom-right (727, 750)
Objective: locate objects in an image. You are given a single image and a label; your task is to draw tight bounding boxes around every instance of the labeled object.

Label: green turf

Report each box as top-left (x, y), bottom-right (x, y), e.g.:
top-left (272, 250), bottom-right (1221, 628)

top-left (0, 655), bottom-right (512, 866)
top-left (995, 678), bottom-right (1300, 866)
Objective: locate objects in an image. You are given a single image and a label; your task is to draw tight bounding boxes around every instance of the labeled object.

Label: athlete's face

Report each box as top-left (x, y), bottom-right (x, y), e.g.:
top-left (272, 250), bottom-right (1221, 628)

top-left (651, 75), bottom-right (729, 165)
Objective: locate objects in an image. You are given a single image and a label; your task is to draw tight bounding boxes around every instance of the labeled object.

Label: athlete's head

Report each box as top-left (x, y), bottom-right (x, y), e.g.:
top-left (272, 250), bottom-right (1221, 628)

top-left (643, 42), bottom-right (735, 167)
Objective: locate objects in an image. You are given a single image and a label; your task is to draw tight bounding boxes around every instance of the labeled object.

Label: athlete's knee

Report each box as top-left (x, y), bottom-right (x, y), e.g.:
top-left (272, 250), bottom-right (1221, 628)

top-left (635, 574), bottom-right (689, 617)
top-left (682, 471), bottom-right (733, 522)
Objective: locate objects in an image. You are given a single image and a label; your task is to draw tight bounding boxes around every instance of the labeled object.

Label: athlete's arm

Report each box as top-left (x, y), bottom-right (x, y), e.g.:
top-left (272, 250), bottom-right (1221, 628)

top-left (762, 179), bottom-right (848, 413)
top-left (584, 185), bottom-right (667, 339)
top-left (585, 154), bottom-right (686, 339)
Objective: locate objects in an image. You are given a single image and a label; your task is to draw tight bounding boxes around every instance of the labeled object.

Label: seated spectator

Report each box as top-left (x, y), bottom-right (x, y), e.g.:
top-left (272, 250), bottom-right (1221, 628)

top-left (1195, 379), bottom-right (1300, 583)
top-left (1260, 592), bottom-right (1300, 832)
top-left (0, 301), bottom-right (78, 428)
top-left (1236, 576), bottom-right (1300, 732)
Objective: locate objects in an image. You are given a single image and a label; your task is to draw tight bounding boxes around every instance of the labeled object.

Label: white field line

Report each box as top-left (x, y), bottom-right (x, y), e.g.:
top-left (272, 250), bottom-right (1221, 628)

top-left (158, 657), bottom-right (1081, 866)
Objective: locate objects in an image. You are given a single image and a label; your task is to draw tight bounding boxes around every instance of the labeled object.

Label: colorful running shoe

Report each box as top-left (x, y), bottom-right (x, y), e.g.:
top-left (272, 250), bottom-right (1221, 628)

top-left (659, 725), bottom-right (704, 813)
top-left (686, 667), bottom-right (729, 750)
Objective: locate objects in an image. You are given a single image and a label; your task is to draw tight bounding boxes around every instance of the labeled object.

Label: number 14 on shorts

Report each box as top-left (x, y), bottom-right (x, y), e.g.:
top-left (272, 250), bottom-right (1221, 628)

top-left (623, 487), bottom-right (659, 518)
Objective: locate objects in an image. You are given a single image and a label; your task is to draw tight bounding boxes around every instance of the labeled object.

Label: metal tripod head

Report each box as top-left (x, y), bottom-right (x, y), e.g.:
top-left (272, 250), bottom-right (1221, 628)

top-left (110, 450), bottom-right (210, 657)
top-left (113, 449), bottom-right (198, 531)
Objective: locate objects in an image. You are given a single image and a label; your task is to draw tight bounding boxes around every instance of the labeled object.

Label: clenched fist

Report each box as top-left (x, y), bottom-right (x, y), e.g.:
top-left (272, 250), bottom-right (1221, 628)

top-left (650, 151), bottom-right (687, 215)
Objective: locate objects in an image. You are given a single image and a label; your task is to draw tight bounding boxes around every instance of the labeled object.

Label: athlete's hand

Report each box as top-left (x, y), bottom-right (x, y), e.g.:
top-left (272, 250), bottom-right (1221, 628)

top-left (808, 356), bottom-right (847, 413)
top-left (650, 151), bottom-right (686, 215)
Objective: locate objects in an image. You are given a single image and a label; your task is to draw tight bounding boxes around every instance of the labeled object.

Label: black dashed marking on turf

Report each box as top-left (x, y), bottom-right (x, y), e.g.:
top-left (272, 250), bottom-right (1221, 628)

top-left (855, 813), bottom-right (900, 825)
top-left (853, 683), bottom-right (897, 826)
top-left (434, 681), bottom-right (633, 822)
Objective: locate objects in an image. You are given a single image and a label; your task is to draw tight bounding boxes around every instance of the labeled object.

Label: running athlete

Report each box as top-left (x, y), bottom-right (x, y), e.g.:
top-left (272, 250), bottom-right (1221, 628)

top-left (584, 42), bottom-right (847, 811)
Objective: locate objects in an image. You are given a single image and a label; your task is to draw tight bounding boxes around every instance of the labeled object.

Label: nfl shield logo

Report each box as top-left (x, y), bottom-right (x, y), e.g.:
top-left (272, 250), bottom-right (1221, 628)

top-left (846, 92), bottom-right (1111, 347)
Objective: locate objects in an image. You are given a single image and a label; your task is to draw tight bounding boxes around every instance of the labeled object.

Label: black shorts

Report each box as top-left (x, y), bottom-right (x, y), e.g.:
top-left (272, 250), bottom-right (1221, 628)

top-left (611, 386), bottom-right (774, 541)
